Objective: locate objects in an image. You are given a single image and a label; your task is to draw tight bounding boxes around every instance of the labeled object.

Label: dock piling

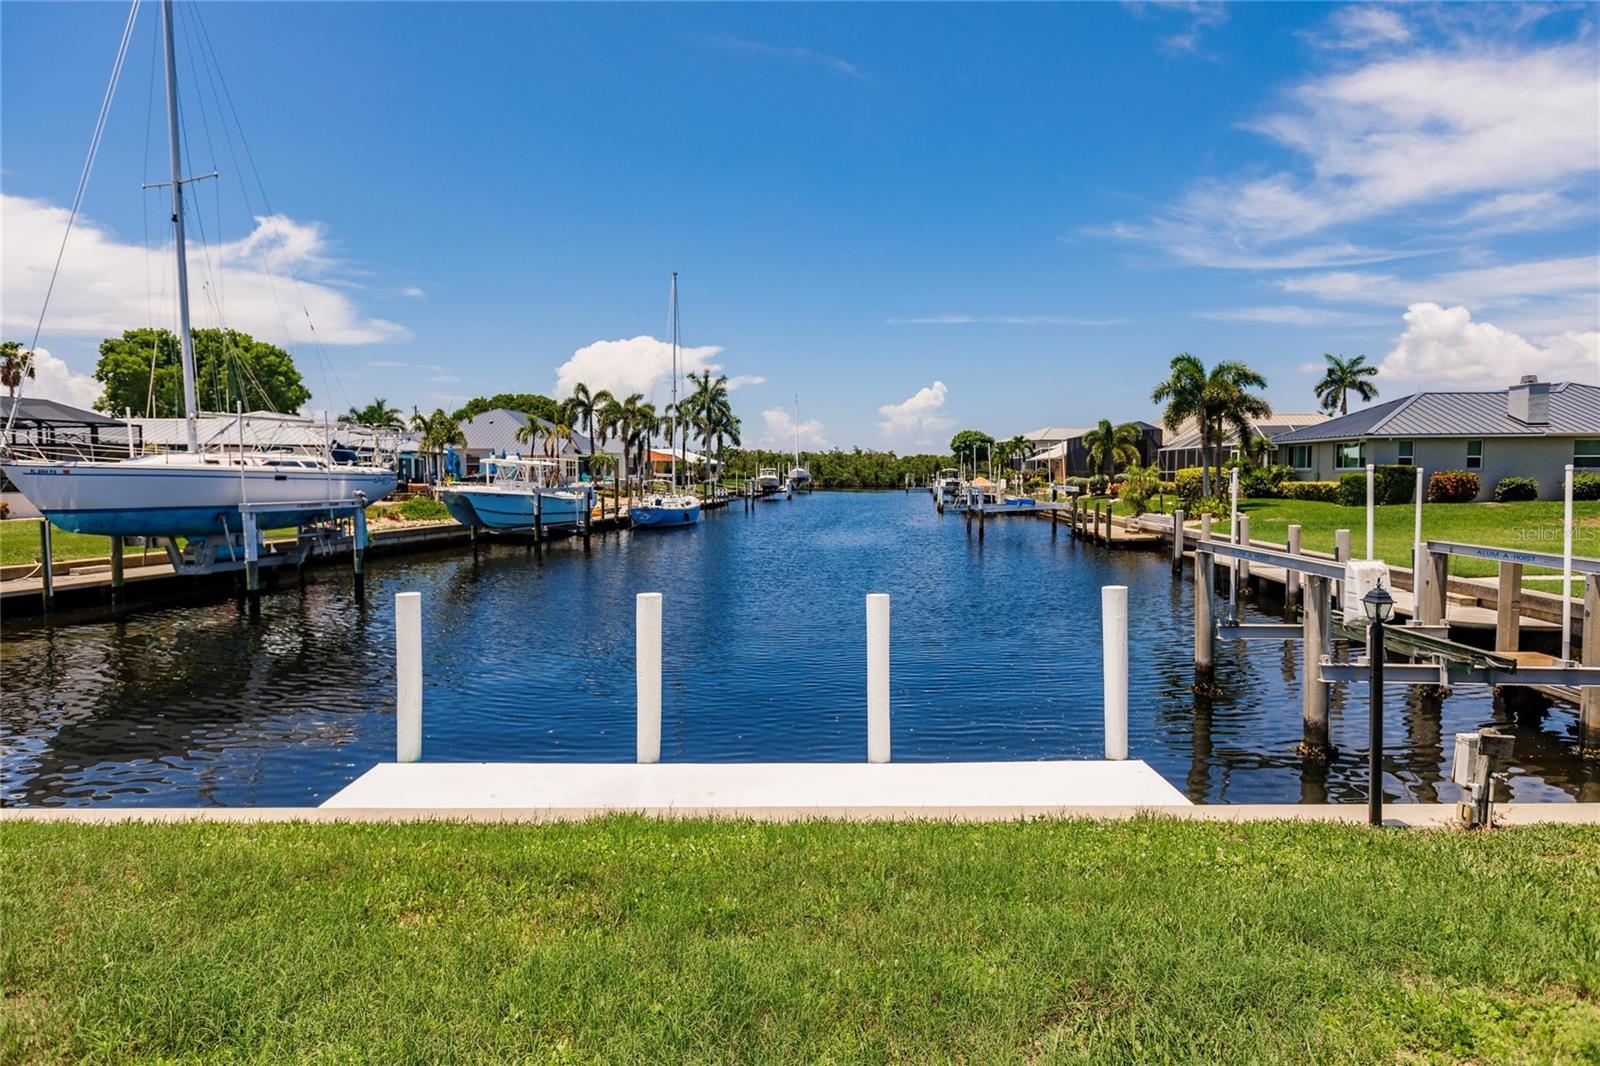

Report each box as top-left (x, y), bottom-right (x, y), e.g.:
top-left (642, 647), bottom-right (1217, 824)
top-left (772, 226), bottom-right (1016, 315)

top-left (395, 591), bottom-right (422, 763)
top-left (1495, 561), bottom-right (1522, 653)
top-left (1581, 575), bottom-right (1599, 752)
top-left (1285, 525), bottom-right (1302, 609)
top-left (1302, 575), bottom-right (1331, 757)
top-left (582, 488), bottom-right (592, 553)
top-left (1194, 548), bottom-right (1215, 672)
top-left (636, 592), bottom-right (662, 764)
top-left (109, 535), bottom-right (125, 606)
top-left (1418, 547), bottom-right (1448, 627)
top-left (242, 511), bottom-right (261, 621)
top-left (1102, 585), bottom-right (1128, 760)
top-left (533, 491), bottom-right (543, 559)
top-left (39, 521), bottom-right (54, 612)
top-left (352, 505), bottom-right (368, 605)
top-left (1333, 529), bottom-right (1351, 611)
top-left (1171, 509), bottom-right (1185, 572)
top-left (1237, 514), bottom-right (1252, 592)
top-left (866, 592), bottom-right (890, 763)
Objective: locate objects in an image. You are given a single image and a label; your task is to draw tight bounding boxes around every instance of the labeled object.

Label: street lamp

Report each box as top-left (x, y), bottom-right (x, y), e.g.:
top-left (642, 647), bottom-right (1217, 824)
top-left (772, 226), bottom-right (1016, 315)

top-left (1362, 584), bottom-right (1395, 826)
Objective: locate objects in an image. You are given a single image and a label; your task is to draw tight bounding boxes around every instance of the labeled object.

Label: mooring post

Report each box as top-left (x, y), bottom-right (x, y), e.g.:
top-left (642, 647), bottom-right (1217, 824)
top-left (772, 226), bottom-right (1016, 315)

top-left (352, 504), bottom-right (368, 605)
top-left (1171, 508), bottom-right (1186, 572)
top-left (1237, 514), bottom-right (1252, 592)
top-left (1495, 561), bottom-right (1522, 654)
top-left (1418, 547), bottom-right (1448, 627)
top-left (582, 487), bottom-right (593, 553)
top-left (1194, 547), bottom-right (1215, 671)
top-left (1302, 574), bottom-right (1330, 755)
top-left (395, 590), bottom-right (422, 763)
top-left (109, 534), bottom-right (125, 605)
top-left (1286, 524), bottom-right (1303, 609)
top-left (1333, 529), bottom-right (1351, 611)
top-left (242, 510), bottom-right (261, 621)
top-left (1365, 463), bottom-right (1376, 561)
top-left (978, 497), bottom-right (986, 541)
top-left (533, 490), bottom-right (544, 559)
top-left (636, 592), bottom-right (662, 764)
top-left (1581, 574), bottom-right (1599, 753)
top-left (866, 592), bottom-right (891, 763)
top-left (39, 521), bottom-right (54, 612)
top-left (1199, 513), bottom-right (1212, 546)
top-left (1102, 584), bottom-right (1129, 760)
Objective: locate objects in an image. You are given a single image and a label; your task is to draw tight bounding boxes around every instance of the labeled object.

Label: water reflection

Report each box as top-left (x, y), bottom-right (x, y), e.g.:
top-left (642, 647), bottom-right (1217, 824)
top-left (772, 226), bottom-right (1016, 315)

top-left (4, 491), bottom-right (1598, 806)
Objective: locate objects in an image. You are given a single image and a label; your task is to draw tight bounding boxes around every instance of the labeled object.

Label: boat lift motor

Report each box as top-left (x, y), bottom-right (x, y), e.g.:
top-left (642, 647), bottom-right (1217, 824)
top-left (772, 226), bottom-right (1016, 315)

top-left (1451, 728), bottom-right (1515, 829)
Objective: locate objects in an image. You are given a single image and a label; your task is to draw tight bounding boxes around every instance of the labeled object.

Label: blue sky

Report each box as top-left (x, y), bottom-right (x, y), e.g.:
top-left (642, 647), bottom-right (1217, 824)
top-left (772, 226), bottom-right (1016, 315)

top-left (3, 1), bottom-right (1596, 450)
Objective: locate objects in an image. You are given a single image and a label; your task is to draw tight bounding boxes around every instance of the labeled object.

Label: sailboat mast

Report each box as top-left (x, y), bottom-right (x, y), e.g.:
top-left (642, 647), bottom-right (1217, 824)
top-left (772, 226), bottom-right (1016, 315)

top-left (669, 272), bottom-right (678, 488)
top-left (793, 394), bottom-right (800, 470)
top-left (161, 0), bottom-right (200, 453)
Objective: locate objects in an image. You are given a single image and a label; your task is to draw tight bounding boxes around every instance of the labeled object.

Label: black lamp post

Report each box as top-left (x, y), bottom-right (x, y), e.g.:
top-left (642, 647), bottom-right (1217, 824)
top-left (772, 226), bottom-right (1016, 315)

top-left (1362, 584), bottom-right (1395, 826)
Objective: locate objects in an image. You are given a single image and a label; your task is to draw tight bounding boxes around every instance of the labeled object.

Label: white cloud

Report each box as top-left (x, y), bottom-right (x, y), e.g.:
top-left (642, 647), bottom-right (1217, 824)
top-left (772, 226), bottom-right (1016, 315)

top-left (1194, 305), bottom-right (1389, 326)
top-left (1306, 6), bottom-right (1412, 50)
top-left (877, 380), bottom-right (954, 441)
top-left (1376, 302), bottom-right (1600, 388)
top-left (886, 314), bottom-right (1130, 326)
top-left (8, 346), bottom-right (101, 411)
top-left (1279, 256), bottom-right (1599, 316)
top-left (553, 335), bottom-right (728, 401)
top-left (725, 374), bottom-right (767, 390)
top-left (757, 408), bottom-right (828, 449)
top-left (1, 194), bottom-right (410, 347)
top-left (707, 35), bottom-right (865, 79)
top-left (1127, 2), bottom-right (1229, 58)
top-left (402, 286), bottom-right (427, 299)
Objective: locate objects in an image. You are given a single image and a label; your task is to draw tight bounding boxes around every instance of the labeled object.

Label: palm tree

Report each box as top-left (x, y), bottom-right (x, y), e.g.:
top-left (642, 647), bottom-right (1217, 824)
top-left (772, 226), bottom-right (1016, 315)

top-left (1152, 353), bottom-right (1210, 496)
top-left (410, 407), bottom-right (465, 484)
top-left (1313, 353), bottom-right (1379, 415)
top-left (586, 452), bottom-right (618, 518)
top-left (687, 370), bottom-right (737, 493)
top-left (627, 401), bottom-right (657, 490)
top-left (564, 382), bottom-right (613, 468)
top-left (1082, 419), bottom-right (1142, 478)
top-left (344, 397), bottom-right (403, 428)
top-left (1151, 354), bottom-right (1270, 498)
top-left (0, 341), bottom-right (36, 400)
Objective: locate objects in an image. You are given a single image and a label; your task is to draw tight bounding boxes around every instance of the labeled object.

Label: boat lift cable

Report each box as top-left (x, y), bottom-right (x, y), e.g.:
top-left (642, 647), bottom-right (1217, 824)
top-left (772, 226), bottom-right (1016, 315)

top-left (189, 2), bottom-right (353, 415)
top-left (2, 0), bottom-right (141, 447)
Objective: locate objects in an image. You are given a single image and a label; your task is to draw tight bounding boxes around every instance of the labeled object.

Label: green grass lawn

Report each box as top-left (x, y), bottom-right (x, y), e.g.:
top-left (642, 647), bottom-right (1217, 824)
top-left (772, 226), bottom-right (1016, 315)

top-left (0, 520), bottom-right (149, 568)
top-left (4, 818), bottom-right (1597, 1063)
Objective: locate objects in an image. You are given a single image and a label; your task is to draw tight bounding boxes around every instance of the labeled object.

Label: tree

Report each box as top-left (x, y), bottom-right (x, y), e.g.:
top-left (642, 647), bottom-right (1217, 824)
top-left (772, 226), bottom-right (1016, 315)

top-left (1082, 419), bottom-right (1142, 478)
top-left (1313, 353), bottom-right (1379, 416)
top-left (409, 407), bottom-right (465, 484)
top-left (685, 370), bottom-right (738, 492)
top-left (93, 327), bottom-right (310, 416)
top-left (625, 400), bottom-right (657, 487)
top-left (949, 430), bottom-right (995, 473)
top-left (1152, 353), bottom-right (1211, 496)
top-left (344, 397), bottom-right (403, 428)
top-left (1202, 361), bottom-right (1271, 490)
top-left (1, 341), bottom-right (37, 399)
top-left (451, 393), bottom-right (562, 424)
top-left (564, 383), bottom-right (613, 466)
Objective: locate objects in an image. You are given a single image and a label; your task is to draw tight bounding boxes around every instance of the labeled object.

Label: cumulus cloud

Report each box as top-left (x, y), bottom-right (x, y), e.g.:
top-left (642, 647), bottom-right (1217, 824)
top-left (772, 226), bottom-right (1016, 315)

top-left (1305, 5), bottom-right (1412, 50)
top-left (757, 408), bottom-right (828, 449)
top-left (1, 194), bottom-right (410, 347)
top-left (402, 286), bottom-right (427, 299)
top-left (886, 314), bottom-right (1130, 326)
top-left (553, 335), bottom-right (730, 401)
top-left (7, 346), bottom-right (101, 411)
top-left (1376, 303), bottom-right (1600, 388)
top-left (877, 380), bottom-right (954, 441)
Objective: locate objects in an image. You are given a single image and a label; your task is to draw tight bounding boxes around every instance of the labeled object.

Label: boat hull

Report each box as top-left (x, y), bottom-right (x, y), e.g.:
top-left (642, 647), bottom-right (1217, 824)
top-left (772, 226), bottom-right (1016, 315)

top-left (441, 487), bottom-right (588, 531)
top-left (629, 504), bottom-right (701, 527)
top-left (1, 460), bottom-right (396, 537)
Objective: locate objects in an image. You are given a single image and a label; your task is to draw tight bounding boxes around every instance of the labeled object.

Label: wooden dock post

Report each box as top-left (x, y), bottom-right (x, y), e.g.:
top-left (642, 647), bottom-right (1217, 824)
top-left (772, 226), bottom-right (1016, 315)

top-left (395, 591), bottom-right (422, 763)
top-left (1581, 575), bottom-right (1599, 753)
top-left (1285, 525), bottom-right (1302, 609)
top-left (582, 488), bottom-right (593, 553)
top-left (636, 592), bottom-right (662, 764)
top-left (533, 490), bottom-right (544, 559)
top-left (1199, 513), bottom-right (1212, 548)
top-left (1333, 529), bottom-right (1351, 611)
top-left (352, 505), bottom-right (368, 605)
top-left (1068, 495), bottom-right (1077, 538)
top-left (1194, 547), bottom-right (1215, 672)
top-left (1237, 514), bottom-right (1252, 591)
top-left (38, 521), bottom-right (54, 612)
top-left (978, 498), bottom-right (986, 541)
top-left (1418, 546), bottom-right (1448, 627)
top-left (1301, 575), bottom-right (1330, 757)
top-left (242, 511), bottom-right (261, 621)
top-left (1495, 561), bottom-right (1522, 653)
top-left (1102, 585), bottom-right (1128, 760)
top-left (866, 593), bottom-right (891, 763)
top-left (1171, 509), bottom-right (1185, 572)
top-left (109, 535), bottom-right (125, 605)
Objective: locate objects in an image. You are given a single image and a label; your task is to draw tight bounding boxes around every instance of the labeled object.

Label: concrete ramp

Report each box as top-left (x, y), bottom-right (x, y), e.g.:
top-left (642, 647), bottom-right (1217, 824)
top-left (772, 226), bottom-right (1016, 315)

top-left (321, 760), bottom-right (1191, 816)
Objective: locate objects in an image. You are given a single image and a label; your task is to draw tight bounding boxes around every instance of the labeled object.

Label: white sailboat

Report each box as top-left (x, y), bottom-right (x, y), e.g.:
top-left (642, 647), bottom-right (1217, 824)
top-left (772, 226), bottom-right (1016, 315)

top-left (629, 273), bottom-right (701, 528)
top-left (0, 1), bottom-right (395, 542)
top-left (787, 395), bottom-right (811, 489)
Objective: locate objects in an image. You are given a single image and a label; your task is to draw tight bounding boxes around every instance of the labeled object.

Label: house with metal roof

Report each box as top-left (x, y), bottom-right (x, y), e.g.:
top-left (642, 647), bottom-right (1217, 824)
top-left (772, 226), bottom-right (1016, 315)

top-left (1024, 422), bottom-right (1163, 480)
top-left (1270, 377), bottom-right (1600, 500)
top-left (458, 408), bottom-right (592, 476)
top-left (1155, 412), bottom-right (1329, 477)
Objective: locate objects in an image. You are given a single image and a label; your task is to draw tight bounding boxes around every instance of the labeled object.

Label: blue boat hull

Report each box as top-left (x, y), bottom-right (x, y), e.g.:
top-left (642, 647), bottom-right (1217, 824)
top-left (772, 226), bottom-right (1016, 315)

top-left (629, 504), bottom-right (701, 527)
top-left (441, 489), bottom-right (587, 531)
top-left (42, 504), bottom-right (362, 538)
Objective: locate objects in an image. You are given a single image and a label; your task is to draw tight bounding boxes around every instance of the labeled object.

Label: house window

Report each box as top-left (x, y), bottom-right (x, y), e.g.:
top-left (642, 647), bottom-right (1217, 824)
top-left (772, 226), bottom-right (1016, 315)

top-left (1576, 441), bottom-right (1600, 469)
top-left (1397, 441), bottom-right (1414, 466)
top-left (1335, 441), bottom-right (1365, 469)
top-left (1466, 440), bottom-right (1483, 469)
top-left (1289, 445), bottom-right (1312, 469)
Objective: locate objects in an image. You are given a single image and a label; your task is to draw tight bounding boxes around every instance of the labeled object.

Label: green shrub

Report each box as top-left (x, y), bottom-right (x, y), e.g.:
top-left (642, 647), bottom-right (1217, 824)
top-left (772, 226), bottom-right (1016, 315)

top-left (1174, 467), bottom-right (1205, 505)
top-left (1118, 465), bottom-right (1163, 517)
top-left (1239, 464), bottom-right (1295, 499)
top-left (1428, 470), bottom-right (1480, 503)
top-left (1188, 495), bottom-right (1226, 518)
top-left (1574, 472), bottom-right (1600, 501)
top-left (1336, 472), bottom-right (1366, 507)
top-left (400, 495), bottom-right (450, 520)
top-left (1279, 480), bottom-right (1340, 503)
top-left (1088, 474), bottom-right (1110, 495)
top-left (1337, 465), bottom-right (1416, 507)
top-left (1493, 476), bottom-right (1539, 502)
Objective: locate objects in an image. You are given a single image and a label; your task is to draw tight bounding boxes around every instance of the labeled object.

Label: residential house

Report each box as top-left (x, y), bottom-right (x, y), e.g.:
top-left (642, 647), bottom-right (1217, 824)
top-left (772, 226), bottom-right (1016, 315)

top-left (458, 408), bottom-right (591, 477)
top-left (1156, 412), bottom-right (1329, 477)
top-left (1271, 377), bottom-right (1599, 501)
top-left (1022, 422), bottom-right (1163, 481)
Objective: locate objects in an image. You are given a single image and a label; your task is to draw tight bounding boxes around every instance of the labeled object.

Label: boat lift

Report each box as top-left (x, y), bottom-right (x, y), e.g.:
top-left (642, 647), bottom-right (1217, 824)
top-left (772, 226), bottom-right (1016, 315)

top-left (1194, 535), bottom-right (1600, 757)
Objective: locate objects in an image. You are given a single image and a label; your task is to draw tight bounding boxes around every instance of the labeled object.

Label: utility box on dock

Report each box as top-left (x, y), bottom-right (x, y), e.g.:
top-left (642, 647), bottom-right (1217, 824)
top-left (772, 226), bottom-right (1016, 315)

top-left (1342, 560), bottom-right (1389, 625)
top-left (1452, 728), bottom-right (1515, 828)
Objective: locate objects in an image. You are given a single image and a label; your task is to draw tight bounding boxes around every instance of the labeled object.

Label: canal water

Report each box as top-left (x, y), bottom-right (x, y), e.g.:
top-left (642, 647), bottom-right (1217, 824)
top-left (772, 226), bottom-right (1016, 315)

top-left (4, 491), bottom-right (1596, 806)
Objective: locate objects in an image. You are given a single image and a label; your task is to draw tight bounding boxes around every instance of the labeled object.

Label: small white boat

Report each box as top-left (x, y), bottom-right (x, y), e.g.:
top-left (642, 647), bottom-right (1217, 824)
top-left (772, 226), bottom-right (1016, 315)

top-left (629, 274), bottom-right (701, 529)
top-left (933, 468), bottom-right (962, 502)
top-left (756, 467), bottom-right (782, 493)
top-left (787, 396), bottom-right (811, 489)
top-left (441, 456), bottom-right (589, 531)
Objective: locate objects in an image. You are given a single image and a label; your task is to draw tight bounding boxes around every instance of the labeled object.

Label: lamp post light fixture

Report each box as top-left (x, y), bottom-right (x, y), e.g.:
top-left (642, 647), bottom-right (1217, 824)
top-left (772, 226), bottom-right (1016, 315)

top-left (1362, 584), bottom-right (1395, 826)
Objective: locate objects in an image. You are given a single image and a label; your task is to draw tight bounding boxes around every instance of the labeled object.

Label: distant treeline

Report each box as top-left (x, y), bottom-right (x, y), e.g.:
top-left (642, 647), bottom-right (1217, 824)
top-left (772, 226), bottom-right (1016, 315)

top-left (722, 448), bottom-right (953, 489)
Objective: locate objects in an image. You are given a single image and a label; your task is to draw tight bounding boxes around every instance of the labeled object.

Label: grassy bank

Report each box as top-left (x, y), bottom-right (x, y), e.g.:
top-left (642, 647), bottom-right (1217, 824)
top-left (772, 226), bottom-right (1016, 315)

top-left (4, 818), bottom-right (1597, 1063)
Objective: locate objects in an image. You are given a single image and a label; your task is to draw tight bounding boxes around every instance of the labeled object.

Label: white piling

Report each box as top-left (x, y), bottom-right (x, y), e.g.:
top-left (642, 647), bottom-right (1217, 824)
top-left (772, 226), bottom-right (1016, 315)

top-left (1563, 463), bottom-right (1574, 659)
top-left (1102, 585), bottom-right (1128, 760)
top-left (395, 591), bottom-right (422, 763)
top-left (1365, 463), bottom-right (1375, 561)
top-left (636, 592), bottom-right (662, 763)
top-left (866, 592), bottom-right (890, 763)
top-left (1229, 468), bottom-right (1240, 618)
top-left (1413, 466), bottom-right (1425, 577)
